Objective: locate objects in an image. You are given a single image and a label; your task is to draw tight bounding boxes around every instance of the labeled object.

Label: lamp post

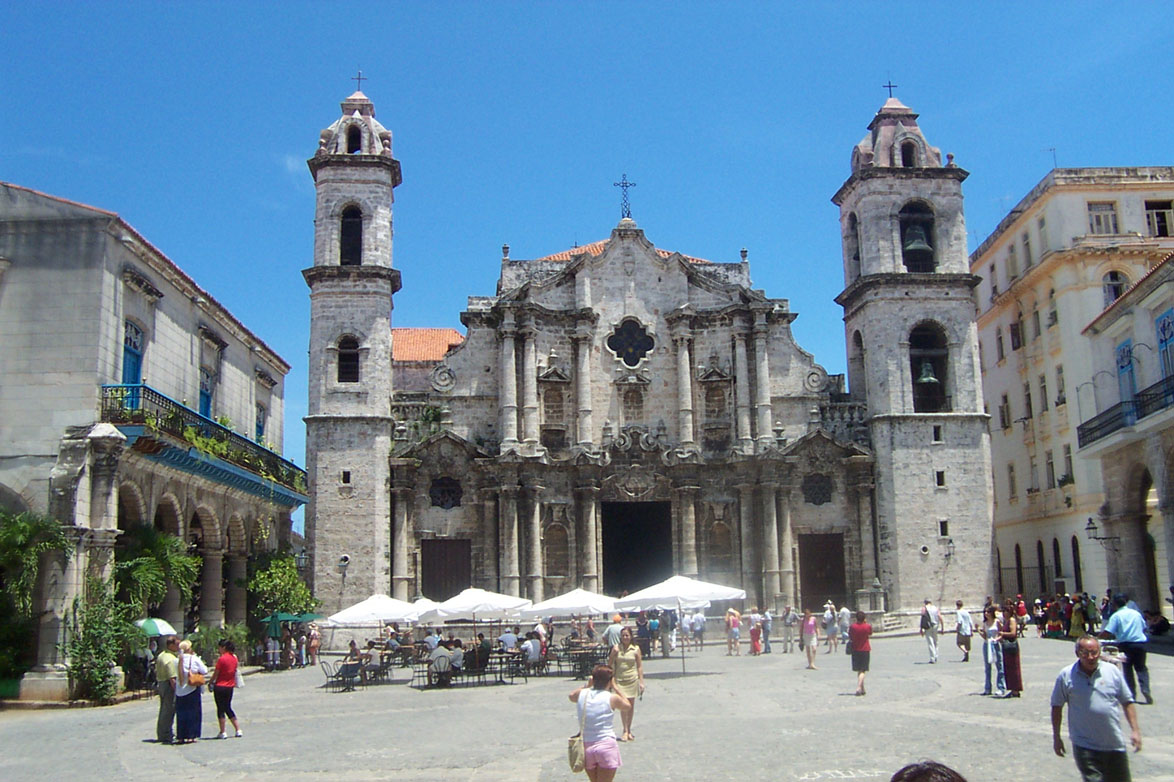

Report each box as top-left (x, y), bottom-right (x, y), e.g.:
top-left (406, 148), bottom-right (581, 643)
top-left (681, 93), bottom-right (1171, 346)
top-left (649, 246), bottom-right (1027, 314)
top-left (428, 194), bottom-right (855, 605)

top-left (945, 538), bottom-right (956, 560)
top-left (294, 547), bottom-right (309, 573)
top-left (1084, 517), bottom-right (1121, 551)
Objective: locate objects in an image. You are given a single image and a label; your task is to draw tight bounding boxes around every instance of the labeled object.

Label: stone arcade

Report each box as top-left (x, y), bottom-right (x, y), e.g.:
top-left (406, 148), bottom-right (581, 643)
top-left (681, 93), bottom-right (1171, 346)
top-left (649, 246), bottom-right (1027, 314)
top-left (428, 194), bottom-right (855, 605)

top-left (304, 92), bottom-right (996, 619)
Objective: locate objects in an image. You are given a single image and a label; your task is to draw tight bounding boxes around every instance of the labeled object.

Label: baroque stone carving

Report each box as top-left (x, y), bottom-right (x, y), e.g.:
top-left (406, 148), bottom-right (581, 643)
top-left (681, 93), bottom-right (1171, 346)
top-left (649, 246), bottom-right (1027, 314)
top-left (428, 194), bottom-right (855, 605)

top-left (615, 464), bottom-right (658, 499)
top-left (804, 366), bottom-right (829, 392)
top-left (430, 364), bottom-right (456, 392)
top-left (429, 476), bottom-right (462, 509)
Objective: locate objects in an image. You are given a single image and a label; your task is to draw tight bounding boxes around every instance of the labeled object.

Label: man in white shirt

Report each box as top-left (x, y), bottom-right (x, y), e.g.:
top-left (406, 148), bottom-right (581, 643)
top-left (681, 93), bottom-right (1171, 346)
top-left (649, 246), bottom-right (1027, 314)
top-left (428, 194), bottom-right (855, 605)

top-left (955, 600), bottom-right (974, 663)
top-left (692, 610), bottom-right (706, 650)
top-left (497, 626), bottom-right (520, 649)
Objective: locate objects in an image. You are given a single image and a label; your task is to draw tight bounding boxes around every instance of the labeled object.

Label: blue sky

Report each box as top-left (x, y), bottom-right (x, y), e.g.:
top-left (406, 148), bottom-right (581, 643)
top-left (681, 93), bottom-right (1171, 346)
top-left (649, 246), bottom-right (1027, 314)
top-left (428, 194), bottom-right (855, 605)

top-left (3, 3), bottom-right (1170, 529)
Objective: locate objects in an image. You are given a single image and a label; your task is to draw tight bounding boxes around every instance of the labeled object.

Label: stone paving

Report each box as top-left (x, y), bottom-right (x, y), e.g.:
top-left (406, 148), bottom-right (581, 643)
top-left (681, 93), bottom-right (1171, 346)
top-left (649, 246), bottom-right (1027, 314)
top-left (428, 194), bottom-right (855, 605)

top-left (1, 634), bottom-right (1172, 781)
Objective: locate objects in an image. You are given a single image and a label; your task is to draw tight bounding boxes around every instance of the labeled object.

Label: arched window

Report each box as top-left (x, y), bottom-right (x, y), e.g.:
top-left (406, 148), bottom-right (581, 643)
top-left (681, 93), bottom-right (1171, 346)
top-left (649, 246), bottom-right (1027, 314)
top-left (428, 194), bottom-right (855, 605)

top-left (340, 206), bottom-right (363, 266)
top-left (901, 140), bottom-right (917, 168)
top-left (910, 323), bottom-right (948, 412)
top-left (346, 125), bottom-right (362, 154)
top-left (1014, 543), bottom-right (1024, 595)
top-left (1071, 536), bottom-right (1083, 592)
top-left (899, 202), bottom-right (935, 272)
top-left (337, 336), bottom-right (360, 383)
top-left (1037, 540), bottom-right (1048, 593)
top-left (846, 212), bottom-right (861, 280)
top-left (1052, 537), bottom-right (1063, 581)
top-left (1103, 271), bottom-right (1128, 306)
top-left (996, 548), bottom-right (1004, 595)
top-left (849, 331), bottom-right (866, 401)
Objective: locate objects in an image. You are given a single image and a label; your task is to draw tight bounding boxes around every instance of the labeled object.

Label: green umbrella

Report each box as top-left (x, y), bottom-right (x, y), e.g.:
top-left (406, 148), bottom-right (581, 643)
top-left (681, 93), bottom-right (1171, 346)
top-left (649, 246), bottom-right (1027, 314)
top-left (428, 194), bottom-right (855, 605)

top-left (296, 612), bottom-right (325, 623)
top-left (261, 612), bottom-right (300, 639)
top-left (135, 617), bottom-right (178, 637)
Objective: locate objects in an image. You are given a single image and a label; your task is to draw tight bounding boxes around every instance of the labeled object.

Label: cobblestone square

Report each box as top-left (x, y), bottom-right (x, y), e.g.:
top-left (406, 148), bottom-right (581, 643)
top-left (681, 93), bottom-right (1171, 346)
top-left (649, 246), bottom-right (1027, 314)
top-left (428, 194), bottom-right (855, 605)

top-left (2, 634), bottom-right (1171, 781)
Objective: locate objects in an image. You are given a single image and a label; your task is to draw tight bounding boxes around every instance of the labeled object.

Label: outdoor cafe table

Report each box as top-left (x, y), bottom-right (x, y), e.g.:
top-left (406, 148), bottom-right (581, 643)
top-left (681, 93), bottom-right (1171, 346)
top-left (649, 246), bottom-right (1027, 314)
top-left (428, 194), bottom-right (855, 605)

top-left (566, 645), bottom-right (607, 679)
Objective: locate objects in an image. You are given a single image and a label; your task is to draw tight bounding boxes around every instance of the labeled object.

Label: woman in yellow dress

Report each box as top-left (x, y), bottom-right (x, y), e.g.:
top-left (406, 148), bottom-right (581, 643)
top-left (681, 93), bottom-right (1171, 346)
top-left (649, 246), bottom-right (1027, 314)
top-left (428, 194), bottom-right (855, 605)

top-left (607, 626), bottom-right (645, 742)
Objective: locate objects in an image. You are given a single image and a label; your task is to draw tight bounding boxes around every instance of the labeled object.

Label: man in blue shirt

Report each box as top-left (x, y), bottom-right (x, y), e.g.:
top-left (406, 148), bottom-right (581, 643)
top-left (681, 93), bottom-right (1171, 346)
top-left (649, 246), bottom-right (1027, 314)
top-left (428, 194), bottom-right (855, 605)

top-left (1099, 593), bottom-right (1152, 705)
top-left (1052, 635), bottom-right (1141, 781)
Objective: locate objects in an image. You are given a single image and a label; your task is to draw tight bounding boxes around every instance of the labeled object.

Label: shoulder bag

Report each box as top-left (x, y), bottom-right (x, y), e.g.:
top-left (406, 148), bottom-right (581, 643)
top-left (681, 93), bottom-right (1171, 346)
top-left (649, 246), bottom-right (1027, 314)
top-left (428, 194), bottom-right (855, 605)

top-left (186, 660), bottom-right (206, 687)
top-left (568, 690), bottom-right (588, 773)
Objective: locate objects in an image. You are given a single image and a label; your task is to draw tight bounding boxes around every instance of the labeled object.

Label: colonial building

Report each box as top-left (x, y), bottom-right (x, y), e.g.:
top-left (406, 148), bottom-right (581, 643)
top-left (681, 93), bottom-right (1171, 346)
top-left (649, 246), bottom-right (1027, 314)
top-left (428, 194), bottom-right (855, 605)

top-left (0, 183), bottom-right (306, 700)
top-left (971, 169), bottom-right (1174, 602)
top-left (1080, 248), bottom-right (1174, 615)
top-left (304, 93), bottom-right (995, 618)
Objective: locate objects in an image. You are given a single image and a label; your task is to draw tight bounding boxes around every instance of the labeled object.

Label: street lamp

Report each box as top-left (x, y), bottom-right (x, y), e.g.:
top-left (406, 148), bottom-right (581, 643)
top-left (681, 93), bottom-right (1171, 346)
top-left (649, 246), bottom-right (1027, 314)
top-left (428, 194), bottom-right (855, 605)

top-left (945, 538), bottom-right (956, 560)
top-left (294, 547), bottom-right (309, 572)
top-left (1084, 517), bottom-right (1121, 550)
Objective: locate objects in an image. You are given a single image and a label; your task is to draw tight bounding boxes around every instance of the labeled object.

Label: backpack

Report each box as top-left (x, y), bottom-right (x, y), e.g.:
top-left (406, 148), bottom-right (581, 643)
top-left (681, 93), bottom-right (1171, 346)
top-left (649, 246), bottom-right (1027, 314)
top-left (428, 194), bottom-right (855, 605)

top-left (920, 610), bottom-right (932, 631)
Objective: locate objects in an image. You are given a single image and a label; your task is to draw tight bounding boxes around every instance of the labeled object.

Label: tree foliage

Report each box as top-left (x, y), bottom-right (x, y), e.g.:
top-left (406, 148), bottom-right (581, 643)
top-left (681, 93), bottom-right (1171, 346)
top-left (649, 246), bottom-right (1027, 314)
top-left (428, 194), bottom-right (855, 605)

top-left (62, 577), bottom-right (138, 702)
top-left (0, 510), bottom-right (71, 618)
top-left (114, 525), bottom-right (201, 617)
top-left (247, 554), bottom-right (317, 616)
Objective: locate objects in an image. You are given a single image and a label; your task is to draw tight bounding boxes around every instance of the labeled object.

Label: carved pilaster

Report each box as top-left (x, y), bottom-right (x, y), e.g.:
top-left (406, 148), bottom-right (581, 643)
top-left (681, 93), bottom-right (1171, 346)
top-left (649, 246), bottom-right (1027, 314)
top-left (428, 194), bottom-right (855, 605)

top-left (674, 485), bottom-right (699, 578)
top-left (499, 313), bottom-right (519, 448)
top-left (500, 485), bottom-right (520, 596)
top-left (525, 483), bottom-right (545, 601)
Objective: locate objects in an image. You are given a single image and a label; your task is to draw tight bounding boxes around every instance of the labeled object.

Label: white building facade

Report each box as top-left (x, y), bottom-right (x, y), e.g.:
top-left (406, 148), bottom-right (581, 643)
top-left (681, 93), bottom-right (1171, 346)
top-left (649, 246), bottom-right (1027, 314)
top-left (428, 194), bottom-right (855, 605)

top-left (971, 168), bottom-right (1174, 602)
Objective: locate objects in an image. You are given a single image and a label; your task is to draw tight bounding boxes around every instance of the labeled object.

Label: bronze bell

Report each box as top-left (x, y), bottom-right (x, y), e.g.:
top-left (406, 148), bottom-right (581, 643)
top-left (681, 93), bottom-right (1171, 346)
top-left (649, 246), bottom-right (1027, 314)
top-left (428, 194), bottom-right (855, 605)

top-left (916, 360), bottom-right (940, 384)
top-left (903, 224), bottom-right (933, 254)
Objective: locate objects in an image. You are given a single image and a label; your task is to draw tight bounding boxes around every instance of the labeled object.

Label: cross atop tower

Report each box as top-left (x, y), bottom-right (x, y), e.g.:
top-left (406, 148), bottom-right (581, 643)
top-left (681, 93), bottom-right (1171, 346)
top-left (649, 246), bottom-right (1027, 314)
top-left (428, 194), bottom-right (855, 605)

top-left (352, 69), bottom-right (367, 92)
top-left (883, 80), bottom-right (898, 98)
top-left (613, 174), bottom-right (636, 219)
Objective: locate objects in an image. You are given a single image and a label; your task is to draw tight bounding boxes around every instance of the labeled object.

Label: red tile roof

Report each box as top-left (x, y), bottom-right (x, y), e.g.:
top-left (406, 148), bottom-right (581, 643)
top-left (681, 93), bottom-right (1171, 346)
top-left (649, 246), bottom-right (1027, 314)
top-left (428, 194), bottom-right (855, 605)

top-left (392, 328), bottom-right (464, 361)
top-left (536, 239), bottom-right (710, 264)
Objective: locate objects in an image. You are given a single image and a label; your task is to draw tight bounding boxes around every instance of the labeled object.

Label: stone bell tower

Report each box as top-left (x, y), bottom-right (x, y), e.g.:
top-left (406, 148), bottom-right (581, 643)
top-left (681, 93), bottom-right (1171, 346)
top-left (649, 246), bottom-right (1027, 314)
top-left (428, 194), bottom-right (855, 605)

top-left (303, 88), bottom-right (401, 614)
top-left (833, 97), bottom-right (994, 614)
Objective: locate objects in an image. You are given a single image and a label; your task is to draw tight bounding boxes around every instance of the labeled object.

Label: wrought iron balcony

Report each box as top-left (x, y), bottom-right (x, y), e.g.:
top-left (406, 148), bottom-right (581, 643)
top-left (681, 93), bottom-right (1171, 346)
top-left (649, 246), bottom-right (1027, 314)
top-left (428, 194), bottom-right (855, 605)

top-left (101, 384), bottom-right (306, 497)
top-left (1134, 373), bottom-right (1174, 420)
top-left (1076, 401), bottom-right (1136, 448)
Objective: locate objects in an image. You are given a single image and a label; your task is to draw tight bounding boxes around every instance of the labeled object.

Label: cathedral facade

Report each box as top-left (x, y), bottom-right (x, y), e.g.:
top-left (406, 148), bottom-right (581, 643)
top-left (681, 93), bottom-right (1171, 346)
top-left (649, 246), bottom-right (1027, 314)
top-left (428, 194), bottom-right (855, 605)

top-left (304, 93), bottom-right (995, 619)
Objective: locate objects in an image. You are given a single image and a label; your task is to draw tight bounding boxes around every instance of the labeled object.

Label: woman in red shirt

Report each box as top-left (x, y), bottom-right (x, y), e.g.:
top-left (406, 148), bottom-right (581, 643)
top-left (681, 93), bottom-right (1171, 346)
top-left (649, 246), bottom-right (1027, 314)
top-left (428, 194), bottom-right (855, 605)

top-left (848, 611), bottom-right (872, 696)
top-left (212, 639), bottom-right (243, 738)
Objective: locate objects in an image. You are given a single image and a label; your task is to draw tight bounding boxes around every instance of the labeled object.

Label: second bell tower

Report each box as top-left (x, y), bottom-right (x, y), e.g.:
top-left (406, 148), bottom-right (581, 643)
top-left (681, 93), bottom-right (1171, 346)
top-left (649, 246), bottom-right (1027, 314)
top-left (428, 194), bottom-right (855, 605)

top-left (833, 97), bottom-right (994, 613)
top-left (303, 89), bottom-right (401, 614)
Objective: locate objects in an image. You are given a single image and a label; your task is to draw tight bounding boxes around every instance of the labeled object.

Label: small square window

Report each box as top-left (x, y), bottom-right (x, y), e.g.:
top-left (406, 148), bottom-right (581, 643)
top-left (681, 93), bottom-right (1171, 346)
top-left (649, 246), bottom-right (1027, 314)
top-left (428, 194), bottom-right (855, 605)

top-left (938, 520), bottom-right (949, 537)
top-left (932, 425), bottom-right (943, 443)
top-left (935, 470), bottom-right (946, 487)
top-left (341, 470), bottom-right (351, 484)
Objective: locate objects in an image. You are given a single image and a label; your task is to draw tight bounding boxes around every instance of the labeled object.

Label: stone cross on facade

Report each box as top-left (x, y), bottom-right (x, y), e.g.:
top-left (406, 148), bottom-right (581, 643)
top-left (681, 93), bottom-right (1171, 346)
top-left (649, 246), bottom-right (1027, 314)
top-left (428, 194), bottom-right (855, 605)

top-left (353, 70), bottom-right (367, 92)
top-left (883, 80), bottom-right (898, 98)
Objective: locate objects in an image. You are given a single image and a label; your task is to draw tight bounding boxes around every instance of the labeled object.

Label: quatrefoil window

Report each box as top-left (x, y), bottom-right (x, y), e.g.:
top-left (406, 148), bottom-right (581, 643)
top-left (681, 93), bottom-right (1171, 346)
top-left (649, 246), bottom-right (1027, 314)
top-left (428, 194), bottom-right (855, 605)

top-left (606, 319), bottom-right (654, 368)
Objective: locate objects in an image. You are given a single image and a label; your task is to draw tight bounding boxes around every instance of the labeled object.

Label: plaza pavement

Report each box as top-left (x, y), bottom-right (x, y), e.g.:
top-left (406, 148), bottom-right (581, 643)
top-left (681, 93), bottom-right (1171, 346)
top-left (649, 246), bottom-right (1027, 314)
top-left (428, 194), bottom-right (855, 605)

top-left (1, 633), bottom-right (1172, 781)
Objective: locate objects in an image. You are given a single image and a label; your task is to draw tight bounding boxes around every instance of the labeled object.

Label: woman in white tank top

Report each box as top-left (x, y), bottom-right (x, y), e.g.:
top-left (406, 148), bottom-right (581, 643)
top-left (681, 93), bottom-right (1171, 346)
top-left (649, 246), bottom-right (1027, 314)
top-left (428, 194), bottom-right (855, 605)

top-left (568, 664), bottom-right (631, 781)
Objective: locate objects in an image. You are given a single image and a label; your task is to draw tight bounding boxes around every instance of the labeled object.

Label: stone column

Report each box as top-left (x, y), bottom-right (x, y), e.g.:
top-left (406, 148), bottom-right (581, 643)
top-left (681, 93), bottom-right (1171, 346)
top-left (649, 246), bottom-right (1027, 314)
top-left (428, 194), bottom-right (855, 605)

top-left (761, 483), bottom-right (781, 604)
top-left (391, 486), bottom-right (413, 601)
top-left (526, 484), bottom-right (545, 601)
top-left (225, 556), bottom-right (248, 624)
top-left (480, 488), bottom-right (499, 591)
top-left (199, 551), bottom-right (224, 628)
top-left (777, 487), bottom-right (794, 610)
top-left (161, 583), bottom-right (184, 631)
top-left (521, 326), bottom-right (539, 447)
top-left (19, 528), bottom-right (81, 700)
top-left (854, 483), bottom-right (877, 584)
top-left (675, 336), bottom-right (696, 446)
top-left (675, 485), bottom-right (699, 578)
top-left (737, 483), bottom-right (756, 594)
top-left (577, 484), bottom-right (599, 592)
top-left (499, 314), bottom-right (519, 448)
top-left (87, 425), bottom-right (125, 536)
top-left (754, 316), bottom-right (773, 450)
top-left (574, 332), bottom-right (594, 447)
top-left (500, 485), bottom-right (521, 596)
top-left (733, 332), bottom-right (753, 454)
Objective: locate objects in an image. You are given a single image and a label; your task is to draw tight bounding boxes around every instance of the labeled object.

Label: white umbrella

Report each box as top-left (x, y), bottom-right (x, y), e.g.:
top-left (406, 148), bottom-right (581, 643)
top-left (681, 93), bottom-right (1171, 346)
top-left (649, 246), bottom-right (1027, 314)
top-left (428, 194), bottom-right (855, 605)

top-left (416, 588), bottom-right (532, 623)
top-left (519, 588), bottom-right (616, 619)
top-left (411, 597), bottom-right (440, 619)
top-left (614, 575), bottom-right (747, 674)
top-left (614, 575), bottom-right (746, 612)
top-left (135, 617), bottom-right (178, 637)
top-left (322, 594), bottom-right (420, 627)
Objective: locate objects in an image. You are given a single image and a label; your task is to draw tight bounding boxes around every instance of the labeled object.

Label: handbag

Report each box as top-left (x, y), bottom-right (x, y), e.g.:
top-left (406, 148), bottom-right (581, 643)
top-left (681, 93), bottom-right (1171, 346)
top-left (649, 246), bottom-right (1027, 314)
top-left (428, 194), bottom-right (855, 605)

top-left (568, 690), bottom-right (588, 773)
top-left (186, 662), bottom-right (206, 687)
top-left (1000, 638), bottom-right (1019, 654)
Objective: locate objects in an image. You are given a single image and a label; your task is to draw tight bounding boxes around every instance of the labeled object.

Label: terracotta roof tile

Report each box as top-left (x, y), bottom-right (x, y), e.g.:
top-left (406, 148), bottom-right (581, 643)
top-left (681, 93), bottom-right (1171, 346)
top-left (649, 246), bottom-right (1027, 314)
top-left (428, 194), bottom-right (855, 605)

top-left (392, 328), bottom-right (464, 362)
top-left (536, 239), bottom-right (710, 264)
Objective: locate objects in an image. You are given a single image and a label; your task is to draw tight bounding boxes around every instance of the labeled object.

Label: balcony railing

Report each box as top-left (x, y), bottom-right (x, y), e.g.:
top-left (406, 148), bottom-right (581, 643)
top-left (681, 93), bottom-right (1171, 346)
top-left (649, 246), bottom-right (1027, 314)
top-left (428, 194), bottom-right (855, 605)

top-left (1077, 373), bottom-right (1174, 448)
top-left (1076, 401), bottom-right (1136, 448)
top-left (101, 384), bottom-right (306, 494)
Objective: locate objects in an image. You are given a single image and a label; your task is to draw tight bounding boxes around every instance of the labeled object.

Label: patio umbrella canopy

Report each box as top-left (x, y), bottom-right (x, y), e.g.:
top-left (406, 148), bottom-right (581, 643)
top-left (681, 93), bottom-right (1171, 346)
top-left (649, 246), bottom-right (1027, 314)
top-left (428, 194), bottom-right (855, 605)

top-left (519, 588), bottom-right (616, 619)
top-left (416, 588), bottom-right (532, 623)
top-left (134, 617), bottom-right (177, 637)
top-left (323, 594), bottom-right (419, 626)
top-left (614, 575), bottom-right (746, 612)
